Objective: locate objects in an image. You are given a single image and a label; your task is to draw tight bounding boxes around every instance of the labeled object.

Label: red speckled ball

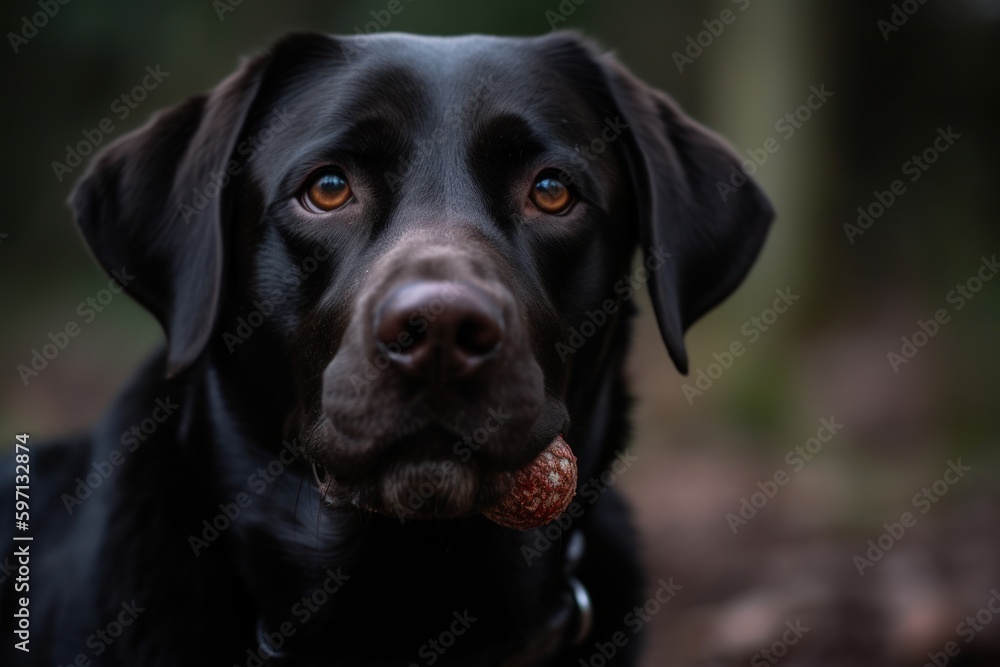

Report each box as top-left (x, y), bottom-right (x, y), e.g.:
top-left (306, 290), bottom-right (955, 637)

top-left (483, 435), bottom-right (578, 531)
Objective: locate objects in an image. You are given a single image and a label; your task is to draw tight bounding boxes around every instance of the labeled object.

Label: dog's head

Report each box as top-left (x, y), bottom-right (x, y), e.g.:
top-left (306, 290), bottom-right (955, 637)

top-left (72, 32), bottom-right (772, 522)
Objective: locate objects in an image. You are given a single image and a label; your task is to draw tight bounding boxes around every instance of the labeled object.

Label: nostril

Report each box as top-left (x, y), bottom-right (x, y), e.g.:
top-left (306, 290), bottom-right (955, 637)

top-left (456, 314), bottom-right (502, 357)
top-left (376, 312), bottom-right (424, 351)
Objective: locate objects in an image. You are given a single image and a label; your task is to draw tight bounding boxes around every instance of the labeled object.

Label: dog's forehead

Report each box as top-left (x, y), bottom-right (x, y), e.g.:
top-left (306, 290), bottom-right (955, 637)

top-left (273, 32), bottom-right (594, 131)
top-left (350, 36), bottom-right (547, 119)
top-left (347, 32), bottom-right (545, 78)
top-left (248, 32), bottom-right (605, 192)
top-left (353, 32), bottom-right (534, 61)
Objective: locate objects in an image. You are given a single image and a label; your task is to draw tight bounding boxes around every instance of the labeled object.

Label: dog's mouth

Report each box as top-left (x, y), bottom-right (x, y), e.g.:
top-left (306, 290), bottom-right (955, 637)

top-left (312, 425), bottom-right (514, 520)
top-left (312, 425), bottom-right (577, 526)
top-left (314, 457), bottom-right (512, 521)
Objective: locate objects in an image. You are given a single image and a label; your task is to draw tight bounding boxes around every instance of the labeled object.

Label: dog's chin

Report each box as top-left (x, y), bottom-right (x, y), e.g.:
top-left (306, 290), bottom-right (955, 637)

top-left (318, 460), bottom-right (512, 521)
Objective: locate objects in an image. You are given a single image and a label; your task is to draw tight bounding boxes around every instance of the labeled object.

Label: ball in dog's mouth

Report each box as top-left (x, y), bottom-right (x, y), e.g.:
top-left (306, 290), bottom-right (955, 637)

top-left (482, 435), bottom-right (577, 531)
top-left (315, 435), bottom-right (578, 529)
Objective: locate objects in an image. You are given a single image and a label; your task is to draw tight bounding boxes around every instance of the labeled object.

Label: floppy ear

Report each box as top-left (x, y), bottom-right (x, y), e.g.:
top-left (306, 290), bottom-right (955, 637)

top-left (70, 54), bottom-right (269, 378)
top-left (599, 55), bottom-right (774, 374)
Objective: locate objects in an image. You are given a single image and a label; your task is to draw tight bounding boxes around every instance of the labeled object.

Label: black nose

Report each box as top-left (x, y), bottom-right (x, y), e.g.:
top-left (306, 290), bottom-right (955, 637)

top-left (375, 281), bottom-right (504, 381)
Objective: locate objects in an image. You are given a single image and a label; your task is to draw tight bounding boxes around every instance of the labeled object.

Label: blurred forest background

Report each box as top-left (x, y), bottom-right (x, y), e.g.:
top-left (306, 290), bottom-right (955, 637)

top-left (1, 0), bottom-right (999, 664)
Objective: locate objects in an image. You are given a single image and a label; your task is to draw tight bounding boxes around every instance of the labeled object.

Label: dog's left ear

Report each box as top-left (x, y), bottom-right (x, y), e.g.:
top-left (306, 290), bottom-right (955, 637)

top-left (598, 53), bottom-right (775, 374)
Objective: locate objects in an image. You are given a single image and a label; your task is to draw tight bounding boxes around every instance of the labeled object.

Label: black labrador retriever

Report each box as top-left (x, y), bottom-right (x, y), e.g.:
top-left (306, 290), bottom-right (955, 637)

top-left (1, 31), bottom-right (771, 666)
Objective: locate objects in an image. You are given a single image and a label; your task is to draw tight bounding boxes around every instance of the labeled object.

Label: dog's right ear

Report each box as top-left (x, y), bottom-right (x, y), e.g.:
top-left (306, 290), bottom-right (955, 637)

top-left (70, 32), bottom-right (340, 378)
top-left (70, 56), bottom-right (268, 378)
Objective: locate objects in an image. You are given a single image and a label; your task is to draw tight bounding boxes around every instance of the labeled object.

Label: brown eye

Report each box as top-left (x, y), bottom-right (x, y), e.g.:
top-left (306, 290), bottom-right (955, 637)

top-left (529, 173), bottom-right (573, 215)
top-left (303, 170), bottom-right (352, 212)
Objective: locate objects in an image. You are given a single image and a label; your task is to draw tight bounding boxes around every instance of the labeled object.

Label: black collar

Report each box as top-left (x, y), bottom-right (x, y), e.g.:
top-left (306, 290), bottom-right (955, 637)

top-left (254, 530), bottom-right (593, 666)
top-left (499, 529), bottom-right (593, 666)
